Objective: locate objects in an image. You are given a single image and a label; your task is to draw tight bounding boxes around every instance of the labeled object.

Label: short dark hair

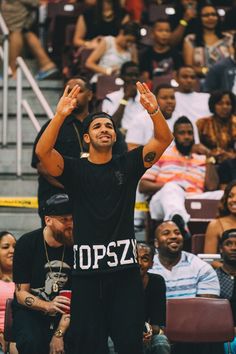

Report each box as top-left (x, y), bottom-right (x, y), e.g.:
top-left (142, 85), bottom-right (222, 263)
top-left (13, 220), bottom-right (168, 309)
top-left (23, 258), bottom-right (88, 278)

top-left (137, 242), bottom-right (155, 260)
top-left (64, 75), bottom-right (92, 91)
top-left (208, 90), bottom-right (236, 114)
top-left (120, 22), bottom-right (141, 41)
top-left (120, 61), bottom-right (139, 77)
top-left (83, 112), bottom-right (116, 135)
top-left (173, 116), bottom-right (193, 132)
top-left (152, 18), bottom-right (171, 28)
top-left (176, 65), bottom-right (195, 76)
top-left (154, 83), bottom-right (173, 96)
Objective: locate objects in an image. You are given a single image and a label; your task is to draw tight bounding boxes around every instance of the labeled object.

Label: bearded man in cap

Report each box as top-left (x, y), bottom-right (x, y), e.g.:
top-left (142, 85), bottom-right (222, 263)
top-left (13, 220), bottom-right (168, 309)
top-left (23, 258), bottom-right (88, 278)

top-left (13, 193), bottom-right (73, 354)
top-left (35, 82), bottom-right (173, 354)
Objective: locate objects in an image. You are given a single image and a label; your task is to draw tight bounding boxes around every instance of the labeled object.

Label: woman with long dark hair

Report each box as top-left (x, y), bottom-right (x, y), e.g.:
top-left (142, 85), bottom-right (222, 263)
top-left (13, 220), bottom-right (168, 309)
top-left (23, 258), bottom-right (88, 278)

top-left (73, 0), bottom-right (130, 49)
top-left (0, 231), bottom-right (17, 354)
top-left (204, 180), bottom-right (236, 268)
top-left (196, 90), bottom-right (236, 164)
top-left (183, 4), bottom-right (233, 78)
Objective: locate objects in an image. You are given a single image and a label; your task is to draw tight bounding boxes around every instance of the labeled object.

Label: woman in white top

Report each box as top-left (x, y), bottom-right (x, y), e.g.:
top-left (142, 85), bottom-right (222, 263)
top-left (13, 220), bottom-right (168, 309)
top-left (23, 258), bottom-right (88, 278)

top-left (85, 22), bottom-right (140, 83)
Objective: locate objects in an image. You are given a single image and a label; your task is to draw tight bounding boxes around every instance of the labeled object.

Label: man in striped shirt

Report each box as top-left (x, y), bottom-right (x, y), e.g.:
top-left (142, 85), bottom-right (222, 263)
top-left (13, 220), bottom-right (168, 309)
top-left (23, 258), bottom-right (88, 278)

top-left (139, 116), bottom-right (220, 238)
top-left (149, 220), bottom-right (220, 298)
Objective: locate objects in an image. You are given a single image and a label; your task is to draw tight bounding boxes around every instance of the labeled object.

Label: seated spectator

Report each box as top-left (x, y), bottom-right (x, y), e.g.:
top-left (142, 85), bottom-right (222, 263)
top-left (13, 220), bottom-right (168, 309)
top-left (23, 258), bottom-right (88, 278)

top-left (126, 83), bottom-right (177, 149)
top-left (204, 180), bottom-right (236, 268)
top-left (150, 220), bottom-right (223, 354)
top-left (196, 90), bottom-right (236, 164)
top-left (150, 220), bottom-right (220, 298)
top-left (73, 0), bottom-right (130, 49)
top-left (216, 228), bottom-right (236, 354)
top-left (12, 194), bottom-right (74, 354)
top-left (183, 4), bottom-right (233, 79)
top-left (173, 66), bottom-right (211, 142)
top-left (139, 116), bottom-right (220, 239)
top-left (137, 243), bottom-right (170, 354)
top-left (85, 22), bottom-right (140, 83)
top-left (218, 159), bottom-right (236, 189)
top-left (0, 231), bottom-right (17, 354)
top-left (139, 19), bottom-right (183, 83)
top-left (102, 61), bottom-right (144, 133)
top-left (0, 0), bottom-right (58, 79)
top-left (204, 33), bottom-right (236, 93)
top-left (168, 0), bottom-right (198, 49)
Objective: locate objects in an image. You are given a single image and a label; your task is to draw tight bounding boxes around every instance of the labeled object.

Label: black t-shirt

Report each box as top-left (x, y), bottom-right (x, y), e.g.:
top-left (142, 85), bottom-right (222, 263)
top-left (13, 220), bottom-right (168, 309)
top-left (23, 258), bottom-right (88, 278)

top-left (57, 146), bottom-right (146, 274)
top-left (140, 47), bottom-right (183, 78)
top-left (83, 7), bottom-right (128, 39)
top-left (145, 273), bottom-right (166, 326)
top-left (31, 115), bottom-right (84, 209)
top-left (13, 228), bottom-right (73, 302)
top-left (32, 115), bottom-right (127, 209)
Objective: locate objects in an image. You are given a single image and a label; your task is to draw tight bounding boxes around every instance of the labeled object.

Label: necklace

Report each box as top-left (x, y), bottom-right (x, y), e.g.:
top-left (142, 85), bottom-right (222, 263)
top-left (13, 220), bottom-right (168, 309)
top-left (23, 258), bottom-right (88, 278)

top-left (43, 236), bottom-right (65, 293)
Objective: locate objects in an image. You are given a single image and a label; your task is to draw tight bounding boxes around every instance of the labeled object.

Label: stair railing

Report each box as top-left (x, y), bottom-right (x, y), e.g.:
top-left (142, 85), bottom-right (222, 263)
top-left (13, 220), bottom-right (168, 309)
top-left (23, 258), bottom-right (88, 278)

top-left (16, 56), bottom-right (54, 176)
top-left (0, 12), bottom-right (9, 146)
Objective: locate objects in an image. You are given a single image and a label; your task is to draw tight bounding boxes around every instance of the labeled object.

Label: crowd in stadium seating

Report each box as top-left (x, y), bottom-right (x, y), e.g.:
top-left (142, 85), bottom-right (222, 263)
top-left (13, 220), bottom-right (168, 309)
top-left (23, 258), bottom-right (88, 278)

top-left (0, 0), bottom-right (236, 353)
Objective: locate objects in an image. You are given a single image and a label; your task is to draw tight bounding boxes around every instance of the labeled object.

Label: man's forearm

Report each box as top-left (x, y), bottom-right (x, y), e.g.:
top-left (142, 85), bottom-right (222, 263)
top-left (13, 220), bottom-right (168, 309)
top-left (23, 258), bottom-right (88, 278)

top-left (15, 288), bottom-right (49, 313)
top-left (150, 108), bottom-right (173, 146)
top-left (56, 314), bottom-right (70, 333)
top-left (204, 163), bottom-right (219, 191)
top-left (36, 113), bottom-right (65, 159)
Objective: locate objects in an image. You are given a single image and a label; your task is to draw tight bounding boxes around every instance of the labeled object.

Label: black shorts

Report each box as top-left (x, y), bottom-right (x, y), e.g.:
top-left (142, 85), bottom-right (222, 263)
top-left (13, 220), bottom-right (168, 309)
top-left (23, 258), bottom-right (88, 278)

top-left (67, 268), bottom-right (145, 354)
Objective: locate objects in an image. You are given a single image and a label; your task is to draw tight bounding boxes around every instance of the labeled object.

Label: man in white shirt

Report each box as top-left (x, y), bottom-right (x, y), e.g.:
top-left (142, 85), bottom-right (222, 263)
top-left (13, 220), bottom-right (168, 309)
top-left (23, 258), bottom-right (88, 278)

top-left (150, 220), bottom-right (220, 299)
top-left (126, 83), bottom-right (177, 150)
top-left (102, 61), bottom-right (145, 133)
top-left (174, 66), bottom-right (211, 142)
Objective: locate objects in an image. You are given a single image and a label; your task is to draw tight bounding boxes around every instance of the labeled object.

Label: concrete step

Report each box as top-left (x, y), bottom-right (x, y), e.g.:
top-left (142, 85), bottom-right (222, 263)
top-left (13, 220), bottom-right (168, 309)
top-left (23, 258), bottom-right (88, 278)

top-left (0, 209), bottom-right (40, 239)
top-left (0, 78), bottom-right (63, 115)
top-left (0, 146), bottom-right (36, 174)
top-left (0, 115), bottom-right (48, 144)
top-left (0, 175), bottom-right (38, 195)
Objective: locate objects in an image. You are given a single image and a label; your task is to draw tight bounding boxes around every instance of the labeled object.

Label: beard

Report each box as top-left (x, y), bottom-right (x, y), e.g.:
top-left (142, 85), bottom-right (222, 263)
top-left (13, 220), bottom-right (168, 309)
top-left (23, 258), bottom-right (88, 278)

top-left (73, 105), bottom-right (84, 115)
top-left (175, 140), bottom-right (194, 156)
top-left (53, 229), bottom-right (73, 247)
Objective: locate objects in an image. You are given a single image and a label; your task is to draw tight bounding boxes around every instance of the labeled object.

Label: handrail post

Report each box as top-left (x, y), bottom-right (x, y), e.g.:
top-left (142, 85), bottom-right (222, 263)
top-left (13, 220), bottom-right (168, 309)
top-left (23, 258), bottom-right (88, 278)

top-left (16, 64), bottom-right (22, 176)
top-left (0, 13), bottom-right (9, 146)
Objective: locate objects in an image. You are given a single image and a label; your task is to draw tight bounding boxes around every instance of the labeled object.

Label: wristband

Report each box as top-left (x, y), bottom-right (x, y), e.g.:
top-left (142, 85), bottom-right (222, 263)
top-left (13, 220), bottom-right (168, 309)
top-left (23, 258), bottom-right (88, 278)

top-left (147, 107), bottom-right (159, 115)
top-left (206, 156), bottom-right (216, 164)
top-left (201, 66), bottom-right (209, 75)
top-left (105, 67), bottom-right (112, 75)
top-left (54, 329), bottom-right (64, 338)
top-left (179, 19), bottom-right (188, 27)
top-left (120, 99), bottom-right (128, 106)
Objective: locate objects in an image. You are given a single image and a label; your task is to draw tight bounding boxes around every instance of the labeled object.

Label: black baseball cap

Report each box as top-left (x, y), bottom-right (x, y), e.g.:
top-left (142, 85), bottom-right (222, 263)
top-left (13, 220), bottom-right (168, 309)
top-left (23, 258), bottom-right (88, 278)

top-left (41, 194), bottom-right (72, 216)
top-left (82, 112), bottom-right (116, 135)
top-left (220, 229), bottom-right (236, 245)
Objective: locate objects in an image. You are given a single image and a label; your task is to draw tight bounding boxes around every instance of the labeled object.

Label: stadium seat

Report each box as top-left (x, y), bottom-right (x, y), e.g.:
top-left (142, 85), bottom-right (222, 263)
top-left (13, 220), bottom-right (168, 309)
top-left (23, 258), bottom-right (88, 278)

top-left (166, 297), bottom-right (234, 343)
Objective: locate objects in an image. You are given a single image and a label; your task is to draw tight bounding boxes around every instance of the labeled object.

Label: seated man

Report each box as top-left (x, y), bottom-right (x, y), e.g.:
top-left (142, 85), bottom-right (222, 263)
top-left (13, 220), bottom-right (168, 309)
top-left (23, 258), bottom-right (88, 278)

top-left (150, 220), bottom-right (220, 298)
top-left (101, 61), bottom-right (144, 133)
top-left (150, 220), bottom-right (223, 354)
top-left (137, 243), bottom-right (170, 354)
top-left (139, 116), bottom-right (220, 238)
top-left (12, 194), bottom-right (74, 354)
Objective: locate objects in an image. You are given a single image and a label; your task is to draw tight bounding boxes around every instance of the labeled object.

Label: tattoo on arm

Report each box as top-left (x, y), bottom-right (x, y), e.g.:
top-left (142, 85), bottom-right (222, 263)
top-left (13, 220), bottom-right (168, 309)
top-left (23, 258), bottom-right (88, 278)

top-left (25, 297), bottom-right (35, 307)
top-left (144, 152), bottom-right (156, 163)
top-left (63, 315), bottom-right (70, 321)
top-left (16, 284), bottom-right (21, 291)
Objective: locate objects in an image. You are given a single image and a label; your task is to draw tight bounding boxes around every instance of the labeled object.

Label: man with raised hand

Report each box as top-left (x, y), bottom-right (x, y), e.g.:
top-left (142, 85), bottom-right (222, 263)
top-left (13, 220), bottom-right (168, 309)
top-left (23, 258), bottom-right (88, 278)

top-left (35, 82), bottom-right (173, 354)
